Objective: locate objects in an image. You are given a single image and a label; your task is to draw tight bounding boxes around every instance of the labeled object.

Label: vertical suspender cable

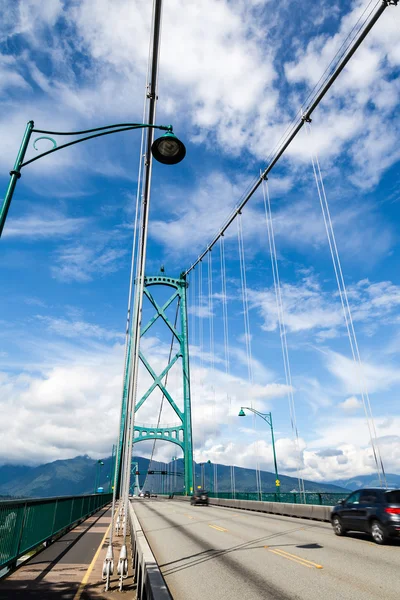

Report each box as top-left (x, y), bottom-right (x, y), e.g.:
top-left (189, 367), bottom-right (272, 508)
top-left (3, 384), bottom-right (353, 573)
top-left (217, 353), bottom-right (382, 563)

top-left (198, 260), bottom-right (206, 450)
top-left (306, 123), bottom-right (386, 486)
top-left (219, 237), bottom-right (236, 497)
top-left (190, 271), bottom-right (197, 489)
top-left (207, 251), bottom-right (218, 494)
top-left (237, 215), bottom-right (262, 497)
top-left (262, 177), bottom-right (306, 501)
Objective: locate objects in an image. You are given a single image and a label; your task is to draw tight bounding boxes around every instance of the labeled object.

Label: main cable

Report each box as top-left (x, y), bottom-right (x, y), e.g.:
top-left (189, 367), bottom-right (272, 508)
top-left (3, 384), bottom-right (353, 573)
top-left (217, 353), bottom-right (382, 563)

top-left (184, 0), bottom-right (395, 276)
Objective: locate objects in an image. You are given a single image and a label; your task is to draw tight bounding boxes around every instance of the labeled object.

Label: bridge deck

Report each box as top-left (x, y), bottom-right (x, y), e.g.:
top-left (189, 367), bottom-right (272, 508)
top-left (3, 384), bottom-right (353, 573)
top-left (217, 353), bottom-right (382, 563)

top-left (0, 504), bottom-right (135, 599)
top-left (133, 498), bottom-right (400, 600)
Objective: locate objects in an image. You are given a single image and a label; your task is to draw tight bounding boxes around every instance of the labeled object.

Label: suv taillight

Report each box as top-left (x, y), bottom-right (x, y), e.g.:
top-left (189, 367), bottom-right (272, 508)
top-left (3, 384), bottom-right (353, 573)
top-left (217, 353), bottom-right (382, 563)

top-left (385, 507), bottom-right (400, 515)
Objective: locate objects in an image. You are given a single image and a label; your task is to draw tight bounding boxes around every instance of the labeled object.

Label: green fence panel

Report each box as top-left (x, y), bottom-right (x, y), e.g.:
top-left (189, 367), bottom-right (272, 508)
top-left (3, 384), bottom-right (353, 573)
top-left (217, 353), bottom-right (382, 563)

top-left (0, 502), bottom-right (25, 568)
top-left (53, 498), bottom-right (74, 535)
top-left (20, 500), bottom-right (55, 555)
top-left (70, 498), bottom-right (82, 523)
top-left (82, 496), bottom-right (90, 516)
top-left (0, 493), bottom-right (112, 569)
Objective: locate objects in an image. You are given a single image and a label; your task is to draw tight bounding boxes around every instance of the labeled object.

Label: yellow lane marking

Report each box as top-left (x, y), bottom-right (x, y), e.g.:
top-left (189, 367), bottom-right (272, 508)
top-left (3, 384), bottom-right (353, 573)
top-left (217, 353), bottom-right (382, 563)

top-left (266, 547), bottom-right (323, 570)
top-left (73, 522), bottom-right (111, 600)
top-left (184, 514), bottom-right (196, 520)
top-left (209, 524), bottom-right (228, 532)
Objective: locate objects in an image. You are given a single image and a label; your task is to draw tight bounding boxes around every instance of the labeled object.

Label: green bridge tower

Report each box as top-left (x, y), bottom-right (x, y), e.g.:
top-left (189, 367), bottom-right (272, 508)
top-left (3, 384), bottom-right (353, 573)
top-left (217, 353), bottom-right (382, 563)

top-left (132, 273), bottom-right (194, 495)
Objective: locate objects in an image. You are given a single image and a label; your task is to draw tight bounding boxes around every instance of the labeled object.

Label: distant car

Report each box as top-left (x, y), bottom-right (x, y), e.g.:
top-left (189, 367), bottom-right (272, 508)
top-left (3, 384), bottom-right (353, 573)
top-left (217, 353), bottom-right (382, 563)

top-left (144, 491), bottom-right (151, 498)
top-left (191, 489), bottom-right (209, 506)
top-left (139, 492), bottom-right (145, 498)
top-left (151, 493), bottom-right (157, 498)
top-left (331, 488), bottom-right (400, 544)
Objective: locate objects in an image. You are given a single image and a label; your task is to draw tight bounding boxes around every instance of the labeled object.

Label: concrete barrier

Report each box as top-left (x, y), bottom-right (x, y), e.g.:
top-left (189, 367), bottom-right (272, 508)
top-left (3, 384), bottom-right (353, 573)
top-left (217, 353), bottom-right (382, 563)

top-left (129, 502), bottom-right (172, 599)
top-left (170, 495), bottom-right (333, 522)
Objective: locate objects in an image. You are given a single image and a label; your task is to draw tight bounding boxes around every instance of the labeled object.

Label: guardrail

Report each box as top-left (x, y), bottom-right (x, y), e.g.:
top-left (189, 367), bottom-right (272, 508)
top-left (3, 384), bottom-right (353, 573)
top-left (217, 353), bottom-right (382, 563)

top-left (129, 500), bottom-right (171, 599)
top-left (0, 492), bottom-right (112, 570)
top-left (207, 491), bottom-right (346, 506)
top-left (171, 495), bottom-right (334, 522)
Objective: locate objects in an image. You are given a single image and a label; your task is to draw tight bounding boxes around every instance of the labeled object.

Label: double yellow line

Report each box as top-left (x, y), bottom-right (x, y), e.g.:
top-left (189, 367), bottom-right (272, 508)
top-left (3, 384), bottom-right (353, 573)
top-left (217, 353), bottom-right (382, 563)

top-left (209, 524), bottom-right (228, 532)
top-left (266, 547), bottom-right (323, 570)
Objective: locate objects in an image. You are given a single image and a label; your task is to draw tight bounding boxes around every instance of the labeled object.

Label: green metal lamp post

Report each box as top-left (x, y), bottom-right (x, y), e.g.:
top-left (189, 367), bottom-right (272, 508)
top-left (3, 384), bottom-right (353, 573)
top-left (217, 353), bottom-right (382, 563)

top-left (199, 460), bottom-right (211, 490)
top-left (94, 460), bottom-right (104, 494)
top-left (238, 407), bottom-right (280, 496)
top-left (0, 121), bottom-right (186, 238)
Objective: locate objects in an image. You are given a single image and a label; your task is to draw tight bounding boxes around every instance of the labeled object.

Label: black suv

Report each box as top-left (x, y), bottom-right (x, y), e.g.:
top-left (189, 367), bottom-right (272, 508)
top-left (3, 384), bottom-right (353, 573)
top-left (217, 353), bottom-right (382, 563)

top-left (331, 488), bottom-right (400, 544)
top-left (144, 490), bottom-right (151, 498)
top-left (190, 489), bottom-right (209, 506)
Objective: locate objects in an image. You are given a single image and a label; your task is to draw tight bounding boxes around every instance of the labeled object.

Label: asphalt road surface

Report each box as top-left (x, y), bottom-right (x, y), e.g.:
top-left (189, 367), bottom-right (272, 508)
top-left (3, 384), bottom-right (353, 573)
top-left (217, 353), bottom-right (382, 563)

top-left (132, 498), bottom-right (400, 600)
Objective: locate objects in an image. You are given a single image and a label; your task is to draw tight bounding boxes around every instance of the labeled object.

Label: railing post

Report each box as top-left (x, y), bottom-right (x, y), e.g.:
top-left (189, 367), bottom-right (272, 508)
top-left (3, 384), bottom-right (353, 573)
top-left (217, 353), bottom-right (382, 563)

top-left (69, 498), bottom-right (75, 524)
top-left (51, 499), bottom-right (59, 536)
top-left (12, 502), bottom-right (28, 569)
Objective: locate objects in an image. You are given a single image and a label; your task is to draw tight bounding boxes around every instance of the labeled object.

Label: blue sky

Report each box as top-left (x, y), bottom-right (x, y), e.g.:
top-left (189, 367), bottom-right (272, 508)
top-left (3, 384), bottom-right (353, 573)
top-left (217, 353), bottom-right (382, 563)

top-left (0, 0), bottom-right (399, 484)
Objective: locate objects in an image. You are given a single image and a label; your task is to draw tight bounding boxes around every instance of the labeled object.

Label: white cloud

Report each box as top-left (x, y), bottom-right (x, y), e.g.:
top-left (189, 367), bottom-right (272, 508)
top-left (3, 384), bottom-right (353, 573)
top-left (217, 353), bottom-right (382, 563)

top-left (283, 0), bottom-right (400, 185)
top-left (0, 327), bottom-right (291, 465)
top-left (51, 237), bottom-right (128, 282)
top-left (327, 350), bottom-right (400, 395)
top-left (339, 396), bottom-right (362, 412)
top-left (249, 275), bottom-right (400, 338)
top-left (3, 210), bottom-right (88, 239)
top-left (36, 316), bottom-right (123, 341)
top-left (71, 0), bottom-right (278, 151)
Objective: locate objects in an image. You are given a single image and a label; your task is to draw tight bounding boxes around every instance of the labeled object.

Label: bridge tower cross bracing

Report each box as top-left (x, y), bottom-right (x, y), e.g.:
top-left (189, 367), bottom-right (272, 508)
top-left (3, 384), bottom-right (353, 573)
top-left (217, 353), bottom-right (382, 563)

top-left (133, 273), bottom-right (194, 495)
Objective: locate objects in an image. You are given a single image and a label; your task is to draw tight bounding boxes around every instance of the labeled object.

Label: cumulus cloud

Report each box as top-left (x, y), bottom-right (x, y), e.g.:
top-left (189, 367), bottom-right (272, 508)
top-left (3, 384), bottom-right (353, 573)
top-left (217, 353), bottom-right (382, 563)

top-left (339, 396), bottom-right (362, 412)
top-left (249, 274), bottom-right (400, 338)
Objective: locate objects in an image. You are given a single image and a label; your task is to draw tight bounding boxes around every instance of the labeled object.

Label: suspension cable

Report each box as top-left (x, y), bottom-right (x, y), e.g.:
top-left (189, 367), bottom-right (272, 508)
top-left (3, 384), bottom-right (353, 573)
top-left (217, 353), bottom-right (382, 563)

top-left (207, 251), bottom-right (219, 494)
top-left (262, 177), bottom-right (306, 501)
top-left (219, 237), bottom-right (236, 497)
top-left (184, 0), bottom-right (395, 276)
top-left (237, 215), bottom-right (264, 496)
top-left (306, 123), bottom-right (387, 486)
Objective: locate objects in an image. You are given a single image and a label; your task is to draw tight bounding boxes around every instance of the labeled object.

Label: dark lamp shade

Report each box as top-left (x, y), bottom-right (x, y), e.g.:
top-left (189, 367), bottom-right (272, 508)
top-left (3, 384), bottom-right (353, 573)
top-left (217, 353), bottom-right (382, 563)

top-left (151, 132), bottom-right (186, 165)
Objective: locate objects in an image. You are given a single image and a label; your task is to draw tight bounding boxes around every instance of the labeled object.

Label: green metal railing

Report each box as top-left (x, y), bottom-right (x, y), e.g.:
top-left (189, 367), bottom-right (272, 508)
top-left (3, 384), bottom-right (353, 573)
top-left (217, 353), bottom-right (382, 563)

top-left (0, 493), bottom-right (112, 570)
top-left (207, 491), bottom-right (346, 505)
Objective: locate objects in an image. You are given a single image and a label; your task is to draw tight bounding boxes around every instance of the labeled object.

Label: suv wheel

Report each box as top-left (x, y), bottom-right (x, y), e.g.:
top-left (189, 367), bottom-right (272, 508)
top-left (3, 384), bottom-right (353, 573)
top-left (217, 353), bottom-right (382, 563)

top-left (371, 520), bottom-right (387, 545)
top-left (332, 515), bottom-right (346, 536)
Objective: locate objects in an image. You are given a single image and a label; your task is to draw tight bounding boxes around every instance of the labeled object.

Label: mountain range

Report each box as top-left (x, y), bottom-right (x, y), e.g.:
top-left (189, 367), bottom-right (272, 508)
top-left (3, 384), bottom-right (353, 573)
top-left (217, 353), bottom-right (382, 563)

top-left (328, 473), bottom-right (400, 490)
top-left (0, 454), bottom-right (362, 499)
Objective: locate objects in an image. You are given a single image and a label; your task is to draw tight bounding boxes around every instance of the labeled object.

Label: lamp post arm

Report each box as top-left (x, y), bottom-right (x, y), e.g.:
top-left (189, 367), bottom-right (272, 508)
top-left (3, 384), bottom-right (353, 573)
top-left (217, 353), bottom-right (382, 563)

top-left (0, 120), bottom-right (172, 239)
top-left (240, 406), bottom-right (272, 426)
top-left (240, 406), bottom-right (280, 494)
top-left (21, 123), bottom-right (171, 169)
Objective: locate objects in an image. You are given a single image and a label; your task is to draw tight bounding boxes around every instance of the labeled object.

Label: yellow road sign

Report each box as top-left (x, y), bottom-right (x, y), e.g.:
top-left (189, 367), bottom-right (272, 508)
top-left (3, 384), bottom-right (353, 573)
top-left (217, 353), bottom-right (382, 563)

top-left (275, 480), bottom-right (280, 486)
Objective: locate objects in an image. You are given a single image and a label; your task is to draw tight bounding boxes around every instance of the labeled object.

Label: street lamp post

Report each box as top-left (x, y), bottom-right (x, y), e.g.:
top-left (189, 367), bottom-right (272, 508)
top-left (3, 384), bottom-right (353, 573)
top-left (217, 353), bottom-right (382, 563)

top-left (199, 460), bottom-right (211, 490)
top-left (0, 121), bottom-right (186, 238)
top-left (94, 460), bottom-right (104, 494)
top-left (238, 408), bottom-right (280, 496)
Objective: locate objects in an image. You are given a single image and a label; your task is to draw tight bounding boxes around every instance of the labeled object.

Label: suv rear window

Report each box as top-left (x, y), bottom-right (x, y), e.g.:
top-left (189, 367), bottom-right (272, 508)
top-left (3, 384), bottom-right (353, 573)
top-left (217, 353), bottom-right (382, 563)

top-left (385, 490), bottom-right (400, 504)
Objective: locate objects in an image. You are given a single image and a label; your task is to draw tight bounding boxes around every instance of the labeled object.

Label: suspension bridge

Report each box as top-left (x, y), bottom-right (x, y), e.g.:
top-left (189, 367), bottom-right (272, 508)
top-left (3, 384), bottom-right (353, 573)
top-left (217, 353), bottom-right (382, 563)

top-left (0, 0), bottom-right (399, 598)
